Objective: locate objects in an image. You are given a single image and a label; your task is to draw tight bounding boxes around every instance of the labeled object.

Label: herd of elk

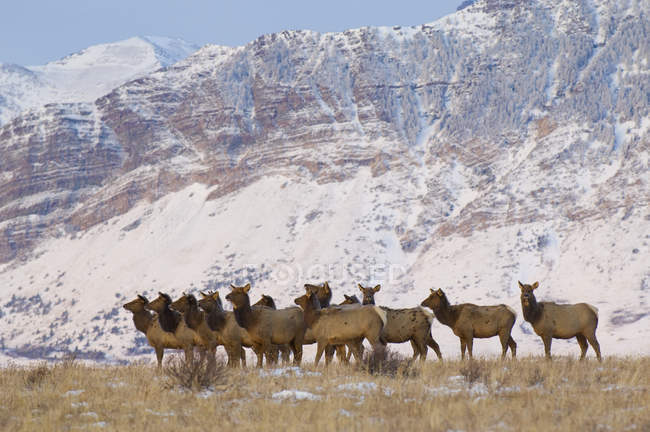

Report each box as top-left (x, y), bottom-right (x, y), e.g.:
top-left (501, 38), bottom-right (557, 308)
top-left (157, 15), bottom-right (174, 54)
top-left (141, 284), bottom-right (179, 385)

top-left (123, 280), bottom-right (602, 368)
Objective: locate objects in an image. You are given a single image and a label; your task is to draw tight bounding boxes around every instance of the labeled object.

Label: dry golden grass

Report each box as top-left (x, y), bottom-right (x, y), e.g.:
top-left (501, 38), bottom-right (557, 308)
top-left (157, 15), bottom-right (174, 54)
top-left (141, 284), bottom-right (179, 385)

top-left (1, 353), bottom-right (648, 432)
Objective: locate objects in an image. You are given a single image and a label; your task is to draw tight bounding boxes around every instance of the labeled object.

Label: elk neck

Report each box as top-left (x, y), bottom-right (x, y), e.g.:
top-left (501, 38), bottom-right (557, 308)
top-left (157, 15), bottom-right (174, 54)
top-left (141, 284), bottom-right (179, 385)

top-left (431, 295), bottom-right (460, 328)
top-left (521, 295), bottom-right (543, 324)
top-left (158, 303), bottom-right (181, 333)
top-left (132, 309), bottom-right (153, 334)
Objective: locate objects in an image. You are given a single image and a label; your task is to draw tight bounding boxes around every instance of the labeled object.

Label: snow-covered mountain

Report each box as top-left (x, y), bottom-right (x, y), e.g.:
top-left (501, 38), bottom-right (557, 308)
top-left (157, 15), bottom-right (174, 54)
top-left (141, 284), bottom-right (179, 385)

top-left (0, 0), bottom-right (648, 363)
top-left (0, 36), bottom-right (199, 125)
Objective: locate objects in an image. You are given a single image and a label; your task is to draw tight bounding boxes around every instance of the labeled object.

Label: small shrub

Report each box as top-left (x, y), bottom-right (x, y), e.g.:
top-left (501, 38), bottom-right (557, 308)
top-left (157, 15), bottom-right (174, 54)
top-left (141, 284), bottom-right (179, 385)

top-left (24, 362), bottom-right (52, 389)
top-left (527, 367), bottom-right (545, 386)
top-left (358, 347), bottom-right (419, 378)
top-left (459, 360), bottom-right (484, 386)
top-left (163, 354), bottom-right (228, 392)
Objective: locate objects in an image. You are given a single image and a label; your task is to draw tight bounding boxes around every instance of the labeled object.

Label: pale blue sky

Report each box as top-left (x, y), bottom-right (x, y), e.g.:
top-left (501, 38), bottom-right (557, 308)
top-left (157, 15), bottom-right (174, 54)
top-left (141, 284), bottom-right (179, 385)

top-left (0, 0), bottom-right (461, 66)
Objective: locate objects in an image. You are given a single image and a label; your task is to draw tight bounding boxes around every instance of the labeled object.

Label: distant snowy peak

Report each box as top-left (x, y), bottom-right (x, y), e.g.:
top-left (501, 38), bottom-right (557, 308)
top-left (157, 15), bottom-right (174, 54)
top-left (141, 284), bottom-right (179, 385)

top-left (0, 36), bottom-right (199, 126)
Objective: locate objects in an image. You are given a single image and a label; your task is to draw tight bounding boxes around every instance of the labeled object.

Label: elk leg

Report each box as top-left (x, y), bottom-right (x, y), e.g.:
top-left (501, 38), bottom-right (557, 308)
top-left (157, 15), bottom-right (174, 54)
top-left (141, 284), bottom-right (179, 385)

top-left (314, 342), bottom-right (325, 367)
top-left (576, 335), bottom-right (588, 360)
top-left (428, 336), bottom-right (442, 361)
top-left (466, 337), bottom-right (474, 359)
top-left (498, 331), bottom-right (510, 360)
top-left (413, 338), bottom-right (427, 362)
top-left (507, 336), bottom-right (517, 358)
top-left (155, 346), bottom-right (164, 369)
top-left (240, 347), bottom-right (247, 368)
top-left (291, 339), bottom-right (302, 366)
top-left (586, 334), bottom-right (601, 362)
top-left (460, 338), bottom-right (467, 360)
top-left (324, 345), bottom-right (336, 364)
top-left (254, 344), bottom-right (266, 368)
top-left (335, 345), bottom-right (347, 364)
top-left (409, 340), bottom-right (421, 360)
top-left (281, 345), bottom-right (291, 364)
top-left (542, 335), bottom-right (553, 360)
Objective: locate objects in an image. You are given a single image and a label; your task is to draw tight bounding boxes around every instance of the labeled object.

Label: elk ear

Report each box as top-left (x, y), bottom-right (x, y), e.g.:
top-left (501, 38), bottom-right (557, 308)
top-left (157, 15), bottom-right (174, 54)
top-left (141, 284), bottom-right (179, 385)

top-left (358, 284), bottom-right (364, 292)
top-left (430, 288), bottom-right (434, 294)
top-left (324, 281), bottom-right (330, 292)
top-left (243, 283), bottom-right (251, 293)
top-left (344, 294), bottom-right (351, 300)
top-left (436, 289), bottom-right (443, 297)
top-left (518, 281), bottom-right (525, 291)
top-left (532, 281), bottom-right (539, 290)
top-left (230, 284), bottom-right (236, 289)
top-left (373, 285), bottom-right (381, 293)
top-left (138, 294), bottom-right (149, 303)
top-left (213, 291), bottom-right (220, 300)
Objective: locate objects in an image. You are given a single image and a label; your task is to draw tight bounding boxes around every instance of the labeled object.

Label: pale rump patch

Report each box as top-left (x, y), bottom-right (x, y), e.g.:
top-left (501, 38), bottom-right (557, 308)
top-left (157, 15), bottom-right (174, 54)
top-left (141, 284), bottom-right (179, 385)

top-left (505, 305), bottom-right (517, 318)
top-left (586, 304), bottom-right (599, 318)
top-left (373, 306), bottom-right (388, 326)
top-left (418, 306), bottom-right (434, 325)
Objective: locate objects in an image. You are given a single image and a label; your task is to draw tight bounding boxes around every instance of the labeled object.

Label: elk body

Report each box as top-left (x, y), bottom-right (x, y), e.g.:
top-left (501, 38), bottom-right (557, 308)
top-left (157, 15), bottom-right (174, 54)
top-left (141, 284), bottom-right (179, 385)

top-left (170, 293), bottom-right (218, 369)
top-left (359, 284), bottom-right (442, 361)
top-left (304, 282), bottom-right (353, 363)
top-left (519, 281), bottom-right (601, 361)
top-left (294, 291), bottom-right (387, 366)
top-left (123, 294), bottom-right (193, 367)
top-left (225, 284), bottom-right (305, 368)
top-left (253, 294), bottom-right (291, 364)
top-left (421, 288), bottom-right (517, 360)
top-left (196, 291), bottom-right (251, 367)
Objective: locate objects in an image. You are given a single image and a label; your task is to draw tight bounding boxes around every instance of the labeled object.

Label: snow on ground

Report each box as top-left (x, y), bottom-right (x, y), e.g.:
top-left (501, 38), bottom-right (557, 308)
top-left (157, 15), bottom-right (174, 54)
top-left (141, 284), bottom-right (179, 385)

top-left (0, 162), bottom-right (647, 363)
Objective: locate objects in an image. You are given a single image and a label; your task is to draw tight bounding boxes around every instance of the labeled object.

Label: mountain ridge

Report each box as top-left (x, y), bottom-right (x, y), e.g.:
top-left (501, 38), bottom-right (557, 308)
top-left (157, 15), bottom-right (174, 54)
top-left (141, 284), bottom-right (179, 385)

top-left (0, 0), bottom-right (648, 362)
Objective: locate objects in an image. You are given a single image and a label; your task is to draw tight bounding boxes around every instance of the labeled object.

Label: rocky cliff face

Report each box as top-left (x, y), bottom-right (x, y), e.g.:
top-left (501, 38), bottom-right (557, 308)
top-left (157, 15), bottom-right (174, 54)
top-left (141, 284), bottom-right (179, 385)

top-left (0, 0), bottom-right (648, 361)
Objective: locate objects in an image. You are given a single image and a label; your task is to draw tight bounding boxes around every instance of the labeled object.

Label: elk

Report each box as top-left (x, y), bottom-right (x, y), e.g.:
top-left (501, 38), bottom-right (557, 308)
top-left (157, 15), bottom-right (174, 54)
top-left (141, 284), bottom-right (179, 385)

top-left (252, 294), bottom-right (291, 364)
top-left (304, 281), bottom-right (332, 307)
top-left (304, 282), bottom-right (352, 363)
top-left (294, 291), bottom-right (387, 366)
top-left (123, 294), bottom-right (193, 367)
top-left (253, 294), bottom-right (277, 309)
top-left (421, 288), bottom-right (517, 360)
top-left (196, 291), bottom-right (250, 367)
top-left (340, 294), bottom-right (361, 305)
top-left (359, 284), bottom-right (442, 361)
top-left (225, 284), bottom-right (305, 368)
top-left (170, 293), bottom-right (218, 369)
top-left (519, 281), bottom-right (601, 361)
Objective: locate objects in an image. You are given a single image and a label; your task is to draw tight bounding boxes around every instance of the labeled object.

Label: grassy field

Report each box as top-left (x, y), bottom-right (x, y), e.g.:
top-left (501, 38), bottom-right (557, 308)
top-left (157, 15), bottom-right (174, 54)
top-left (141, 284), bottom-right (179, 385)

top-left (1, 353), bottom-right (648, 431)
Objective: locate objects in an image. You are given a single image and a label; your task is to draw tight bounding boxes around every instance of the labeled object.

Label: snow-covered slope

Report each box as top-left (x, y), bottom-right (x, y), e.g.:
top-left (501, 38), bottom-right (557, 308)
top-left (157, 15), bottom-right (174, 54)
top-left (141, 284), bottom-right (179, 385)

top-left (0, 0), bottom-right (648, 363)
top-left (0, 36), bottom-right (198, 125)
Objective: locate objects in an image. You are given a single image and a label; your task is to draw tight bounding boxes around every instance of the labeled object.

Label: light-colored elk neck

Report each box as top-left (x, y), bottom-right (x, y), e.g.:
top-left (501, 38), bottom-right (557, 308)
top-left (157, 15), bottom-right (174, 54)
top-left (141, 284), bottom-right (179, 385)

top-left (302, 304), bottom-right (321, 328)
top-left (521, 296), bottom-right (542, 324)
top-left (132, 310), bottom-right (153, 334)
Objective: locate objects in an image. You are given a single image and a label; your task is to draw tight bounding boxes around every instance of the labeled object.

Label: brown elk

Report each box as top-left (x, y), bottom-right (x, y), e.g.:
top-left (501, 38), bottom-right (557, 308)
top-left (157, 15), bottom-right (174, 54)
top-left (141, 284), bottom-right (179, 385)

top-left (123, 294), bottom-right (193, 367)
top-left (294, 291), bottom-right (387, 366)
top-left (170, 293), bottom-right (218, 369)
top-left (519, 281), bottom-right (601, 361)
top-left (304, 282), bottom-right (353, 363)
top-left (304, 281), bottom-right (332, 307)
top-left (340, 294), bottom-right (361, 305)
top-left (252, 294), bottom-right (291, 364)
top-left (359, 284), bottom-right (442, 361)
top-left (197, 291), bottom-right (252, 367)
top-left (225, 284), bottom-right (305, 368)
top-left (421, 288), bottom-right (517, 360)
